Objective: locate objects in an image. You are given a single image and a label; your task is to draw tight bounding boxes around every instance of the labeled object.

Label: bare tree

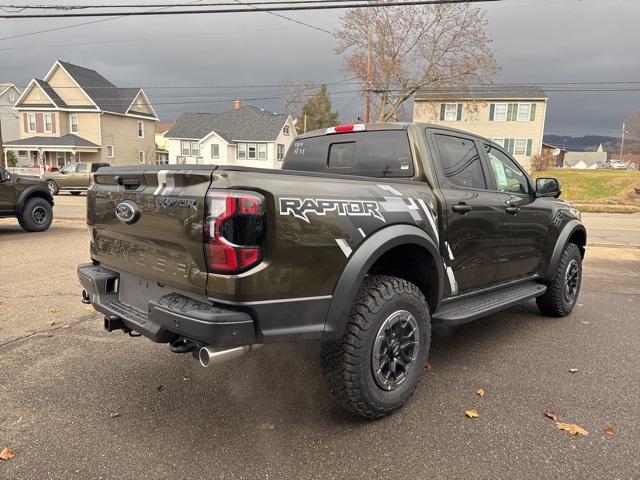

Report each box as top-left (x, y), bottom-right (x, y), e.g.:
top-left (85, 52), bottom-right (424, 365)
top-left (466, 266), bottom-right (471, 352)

top-left (336, 1), bottom-right (499, 122)
top-left (626, 109), bottom-right (640, 139)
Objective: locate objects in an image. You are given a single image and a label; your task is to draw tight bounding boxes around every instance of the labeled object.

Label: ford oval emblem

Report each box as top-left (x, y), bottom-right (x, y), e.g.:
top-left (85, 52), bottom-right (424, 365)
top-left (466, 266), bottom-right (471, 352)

top-left (115, 200), bottom-right (141, 224)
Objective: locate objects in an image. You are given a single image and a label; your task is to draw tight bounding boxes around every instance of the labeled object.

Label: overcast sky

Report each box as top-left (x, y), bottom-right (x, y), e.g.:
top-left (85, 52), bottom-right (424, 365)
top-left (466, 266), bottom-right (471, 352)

top-left (1, 0), bottom-right (638, 136)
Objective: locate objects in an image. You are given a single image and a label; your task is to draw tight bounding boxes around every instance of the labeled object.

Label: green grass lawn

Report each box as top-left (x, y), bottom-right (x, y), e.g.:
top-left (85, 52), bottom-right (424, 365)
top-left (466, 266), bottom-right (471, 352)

top-left (531, 170), bottom-right (640, 212)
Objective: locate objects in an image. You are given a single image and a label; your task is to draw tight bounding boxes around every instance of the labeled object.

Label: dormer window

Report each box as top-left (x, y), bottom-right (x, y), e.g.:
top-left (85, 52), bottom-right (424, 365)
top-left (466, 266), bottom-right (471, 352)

top-left (283, 125), bottom-right (290, 135)
top-left (9, 92), bottom-right (15, 103)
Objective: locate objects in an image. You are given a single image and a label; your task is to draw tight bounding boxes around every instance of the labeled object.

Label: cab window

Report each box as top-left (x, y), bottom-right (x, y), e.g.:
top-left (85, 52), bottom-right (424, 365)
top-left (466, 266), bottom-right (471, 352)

top-left (76, 163), bottom-right (88, 172)
top-left (61, 164), bottom-right (76, 174)
top-left (484, 144), bottom-right (530, 194)
top-left (433, 133), bottom-right (486, 189)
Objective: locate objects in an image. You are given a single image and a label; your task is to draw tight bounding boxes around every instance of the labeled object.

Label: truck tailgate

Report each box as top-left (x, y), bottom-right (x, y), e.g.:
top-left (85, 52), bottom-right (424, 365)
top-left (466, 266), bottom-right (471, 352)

top-left (88, 166), bottom-right (214, 295)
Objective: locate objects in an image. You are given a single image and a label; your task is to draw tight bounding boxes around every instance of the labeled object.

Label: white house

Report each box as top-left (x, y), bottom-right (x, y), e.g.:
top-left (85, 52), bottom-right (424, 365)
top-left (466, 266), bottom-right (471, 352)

top-left (563, 144), bottom-right (607, 169)
top-left (165, 102), bottom-right (296, 169)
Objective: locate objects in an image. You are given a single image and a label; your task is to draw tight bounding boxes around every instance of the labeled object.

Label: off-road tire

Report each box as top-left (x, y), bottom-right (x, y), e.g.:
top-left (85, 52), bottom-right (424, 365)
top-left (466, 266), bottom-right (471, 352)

top-left (321, 275), bottom-right (431, 419)
top-left (18, 197), bottom-right (53, 232)
top-left (536, 243), bottom-right (582, 317)
top-left (47, 180), bottom-right (59, 195)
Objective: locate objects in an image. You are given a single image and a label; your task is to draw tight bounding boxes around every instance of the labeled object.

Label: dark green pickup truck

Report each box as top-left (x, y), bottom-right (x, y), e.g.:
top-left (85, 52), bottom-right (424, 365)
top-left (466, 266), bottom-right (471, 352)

top-left (0, 167), bottom-right (54, 232)
top-left (78, 123), bottom-right (586, 419)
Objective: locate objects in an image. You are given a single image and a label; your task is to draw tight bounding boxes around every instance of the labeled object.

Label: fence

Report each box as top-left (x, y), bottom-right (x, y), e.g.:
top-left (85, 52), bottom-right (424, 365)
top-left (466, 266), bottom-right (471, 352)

top-left (6, 167), bottom-right (43, 177)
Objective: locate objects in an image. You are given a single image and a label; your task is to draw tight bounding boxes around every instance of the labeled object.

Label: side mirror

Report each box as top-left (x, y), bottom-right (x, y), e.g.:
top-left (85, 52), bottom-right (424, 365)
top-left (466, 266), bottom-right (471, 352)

top-left (0, 170), bottom-right (9, 182)
top-left (536, 177), bottom-right (561, 198)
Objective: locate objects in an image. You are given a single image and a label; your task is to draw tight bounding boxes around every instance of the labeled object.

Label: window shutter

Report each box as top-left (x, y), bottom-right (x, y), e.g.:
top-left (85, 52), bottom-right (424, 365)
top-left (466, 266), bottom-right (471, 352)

top-left (35, 113), bottom-right (44, 133)
top-left (52, 113), bottom-right (56, 133)
top-left (489, 104), bottom-right (495, 121)
top-left (440, 104), bottom-right (446, 121)
top-left (23, 113), bottom-right (28, 131)
top-left (507, 139), bottom-right (514, 155)
top-left (529, 103), bottom-right (536, 121)
top-left (526, 139), bottom-right (533, 156)
top-left (456, 104), bottom-right (463, 121)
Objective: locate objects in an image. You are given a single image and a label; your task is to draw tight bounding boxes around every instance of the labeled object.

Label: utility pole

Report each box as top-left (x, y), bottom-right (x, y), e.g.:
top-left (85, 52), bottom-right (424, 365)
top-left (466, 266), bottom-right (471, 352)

top-left (619, 122), bottom-right (626, 161)
top-left (364, 22), bottom-right (372, 124)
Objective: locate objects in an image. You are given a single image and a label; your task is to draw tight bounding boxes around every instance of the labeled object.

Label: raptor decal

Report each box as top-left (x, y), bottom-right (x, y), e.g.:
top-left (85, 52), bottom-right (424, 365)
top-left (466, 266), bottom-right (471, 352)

top-left (279, 197), bottom-right (385, 224)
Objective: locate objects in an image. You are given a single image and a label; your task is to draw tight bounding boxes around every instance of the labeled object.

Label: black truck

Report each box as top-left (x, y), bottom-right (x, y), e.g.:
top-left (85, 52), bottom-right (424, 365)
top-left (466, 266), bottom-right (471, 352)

top-left (78, 123), bottom-right (586, 419)
top-left (0, 167), bottom-right (54, 232)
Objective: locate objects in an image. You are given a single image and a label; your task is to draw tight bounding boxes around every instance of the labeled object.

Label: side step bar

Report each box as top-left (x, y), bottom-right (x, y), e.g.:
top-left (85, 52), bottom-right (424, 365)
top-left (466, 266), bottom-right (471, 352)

top-left (432, 281), bottom-right (547, 326)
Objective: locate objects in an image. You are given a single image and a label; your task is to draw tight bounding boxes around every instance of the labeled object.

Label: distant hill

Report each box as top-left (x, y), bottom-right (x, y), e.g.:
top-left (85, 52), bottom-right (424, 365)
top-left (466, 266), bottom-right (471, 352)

top-left (544, 135), bottom-right (619, 152)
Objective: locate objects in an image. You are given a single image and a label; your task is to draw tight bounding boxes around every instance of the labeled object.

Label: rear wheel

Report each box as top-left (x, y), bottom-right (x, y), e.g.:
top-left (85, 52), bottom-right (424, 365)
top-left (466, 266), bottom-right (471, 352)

top-left (46, 181), bottom-right (59, 195)
top-left (536, 243), bottom-right (582, 317)
top-left (321, 275), bottom-right (430, 419)
top-left (18, 197), bottom-right (53, 232)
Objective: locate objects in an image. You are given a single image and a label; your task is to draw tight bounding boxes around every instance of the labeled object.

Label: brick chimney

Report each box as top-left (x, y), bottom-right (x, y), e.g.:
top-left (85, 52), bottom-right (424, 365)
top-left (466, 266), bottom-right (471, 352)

top-left (234, 99), bottom-right (241, 110)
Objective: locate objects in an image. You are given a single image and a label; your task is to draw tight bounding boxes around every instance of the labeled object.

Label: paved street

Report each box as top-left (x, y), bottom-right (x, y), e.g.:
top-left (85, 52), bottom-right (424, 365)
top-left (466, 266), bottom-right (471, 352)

top-left (0, 217), bottom-right (638, 479)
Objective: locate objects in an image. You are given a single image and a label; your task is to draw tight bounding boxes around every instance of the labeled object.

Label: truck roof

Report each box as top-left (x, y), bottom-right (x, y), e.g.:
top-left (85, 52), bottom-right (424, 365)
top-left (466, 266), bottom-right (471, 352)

top-left (297, 122), bottom-right (487, 141)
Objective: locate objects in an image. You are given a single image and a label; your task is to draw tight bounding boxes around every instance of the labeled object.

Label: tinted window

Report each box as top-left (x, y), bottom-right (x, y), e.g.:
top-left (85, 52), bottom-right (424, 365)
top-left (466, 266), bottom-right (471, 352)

top-left (76, 163), bottom-right (88, 172)
top-left (61, 164), bottom-right (76, 173)
top-left (433, 134), bottom-right (486, 189)
top-left (283, 131), bottom-right (414, 178)
top-left (484, 144), bottom-right (530, 194)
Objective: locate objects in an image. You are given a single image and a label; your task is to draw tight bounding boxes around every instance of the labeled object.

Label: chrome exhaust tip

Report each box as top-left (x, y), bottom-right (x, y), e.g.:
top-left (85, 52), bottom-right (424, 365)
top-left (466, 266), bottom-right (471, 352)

top-left (198, 344), bottom-right (263, 368)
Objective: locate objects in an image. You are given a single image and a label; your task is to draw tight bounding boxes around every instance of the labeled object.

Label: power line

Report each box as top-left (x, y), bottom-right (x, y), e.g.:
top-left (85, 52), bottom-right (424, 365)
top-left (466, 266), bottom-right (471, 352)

top-left (0, 0), bottom-right (377, 8)
top-left (0, 0), bottom-right (504, 19)
top-left (231, 0), bottom-right (334, 36)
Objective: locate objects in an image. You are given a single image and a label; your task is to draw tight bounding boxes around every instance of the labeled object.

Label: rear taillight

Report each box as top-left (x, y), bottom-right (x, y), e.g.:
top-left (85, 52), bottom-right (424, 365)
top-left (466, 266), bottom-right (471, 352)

top-left (205, 190), bottom-right (265, 273)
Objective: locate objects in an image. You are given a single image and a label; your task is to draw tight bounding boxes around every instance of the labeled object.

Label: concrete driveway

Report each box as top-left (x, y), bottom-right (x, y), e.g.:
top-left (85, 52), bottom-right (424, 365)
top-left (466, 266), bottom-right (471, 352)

top-left (0, 218), bottom-right (638, 479)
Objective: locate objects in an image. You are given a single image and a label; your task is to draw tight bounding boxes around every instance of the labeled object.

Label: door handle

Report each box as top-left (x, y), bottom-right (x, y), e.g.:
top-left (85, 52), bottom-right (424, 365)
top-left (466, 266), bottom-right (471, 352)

top-left (505, 206), bottom-right (520, 215)
top-left (452, 203), bottom-right (472, 214)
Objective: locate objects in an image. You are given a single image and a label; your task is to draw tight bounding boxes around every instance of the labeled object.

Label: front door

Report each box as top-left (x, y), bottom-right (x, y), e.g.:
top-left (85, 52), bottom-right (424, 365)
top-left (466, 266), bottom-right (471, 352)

top-left (429, 131), bottom-right (503, 295)
top-left (482, 143), bottom-right (549, 282)
top-left (0, 168), bottom-right (17, 213)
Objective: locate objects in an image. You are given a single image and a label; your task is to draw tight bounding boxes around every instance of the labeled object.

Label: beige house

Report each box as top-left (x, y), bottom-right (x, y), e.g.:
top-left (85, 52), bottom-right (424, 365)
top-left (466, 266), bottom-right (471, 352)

top-left (413, 86), bottom-right (548, 170)
top-left (3, 61), bottom-right (158, 169)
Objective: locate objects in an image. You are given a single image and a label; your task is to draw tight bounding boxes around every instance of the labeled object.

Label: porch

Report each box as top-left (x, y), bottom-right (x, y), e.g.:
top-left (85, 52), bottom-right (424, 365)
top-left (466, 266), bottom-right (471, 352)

top-left (2, 134), bottom-right (101, 171)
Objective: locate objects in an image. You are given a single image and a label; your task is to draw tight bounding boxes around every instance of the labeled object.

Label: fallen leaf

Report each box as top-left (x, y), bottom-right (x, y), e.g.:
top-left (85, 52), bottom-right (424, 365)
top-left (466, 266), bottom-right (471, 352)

top-left (110, 412), bottom-right (120, 418)
top-left (47, 320), bottom-right (56, 327)
top-left (569, 368), bottom-right (578, 374)
top-left (49, 308), bottom-right (60, 314)
top-left (465, 408), bottom-right (479, 418)
top-left (581, 321), bottom-right (590, 325)
top-left (423, 363), bottom-right (432, 372)
top-left (0, 448), bottom-right (14, 461)
top-left (544, 410), bottom-right (558, 421)
top-left (556, 421), bottom-right (589, 436)
top-left (62, 324), bottom-right (70, 329)
top-left (0, 300), bottom-right (6, 305)
top-left (85, 305), bottom-right (94, 312)
top-left (604, 427), bottom-right (614, 436)
top-left (475, 388), bottom-right (485, 397)
top-left (156, 385), bottom-right (165, 392)
top-left (260, 422), bottom-right (275, 430)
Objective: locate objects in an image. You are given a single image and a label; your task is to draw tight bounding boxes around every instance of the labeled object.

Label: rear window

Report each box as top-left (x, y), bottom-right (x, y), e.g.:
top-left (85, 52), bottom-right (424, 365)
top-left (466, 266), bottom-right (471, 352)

top-left (283, 130), bottom-right (414, 178)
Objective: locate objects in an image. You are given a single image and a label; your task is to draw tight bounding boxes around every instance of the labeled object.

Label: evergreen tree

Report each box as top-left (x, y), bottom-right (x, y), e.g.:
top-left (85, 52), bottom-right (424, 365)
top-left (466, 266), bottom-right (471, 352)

top-left (300, 85), bottom-right (339, 132)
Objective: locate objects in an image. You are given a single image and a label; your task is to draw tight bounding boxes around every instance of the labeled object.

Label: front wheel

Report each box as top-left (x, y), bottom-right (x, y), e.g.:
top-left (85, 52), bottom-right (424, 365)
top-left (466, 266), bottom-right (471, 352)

top-left (18, 197), bottom-right (53, 232)
top-left (321, 275), bottom-right (431, 419)
top-left (536, 243), bottom-right (583, 317)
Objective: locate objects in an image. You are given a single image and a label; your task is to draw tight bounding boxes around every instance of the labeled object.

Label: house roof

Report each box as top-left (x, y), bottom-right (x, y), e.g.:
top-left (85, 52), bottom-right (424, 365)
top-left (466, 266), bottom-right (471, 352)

top-left (155, 121), bottom-right (175, 134)
top-left (165, 106), bottom-right (289, 142)
top-left (4, 134), bottom-right (100, 148)
top-left (34, 79), bottom-right (67, 107)
top-left (563, 150), bottom-right (608, 168)
top-left (415, 85), bottom-right (547, 101)
top-left (542, 142), bottom-right (567, 152)
top-left (0, 82), bottom-right (19, 97)
top-left (56, 61), bottom-right (154, 117)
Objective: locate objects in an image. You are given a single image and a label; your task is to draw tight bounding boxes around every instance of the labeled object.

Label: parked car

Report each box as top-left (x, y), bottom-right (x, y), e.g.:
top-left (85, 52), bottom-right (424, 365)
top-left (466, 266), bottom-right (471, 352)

top-left (43, 162), bottom-right (110, 195)
top-left (78, 123), bottom-right (586, 419)
top-left (0, 167), bottom-right (54, 232)
top-left (609, 160), bottom-right (629, 170)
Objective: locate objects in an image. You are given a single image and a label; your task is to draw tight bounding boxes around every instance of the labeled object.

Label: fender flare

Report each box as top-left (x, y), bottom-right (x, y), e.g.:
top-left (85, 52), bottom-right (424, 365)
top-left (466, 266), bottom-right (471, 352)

top-left (322, 224), bottom-right (444, 341)
top-left (544, 219), bottom-right (586, 280)
top-left (16, 185), bottom-right (54, 214)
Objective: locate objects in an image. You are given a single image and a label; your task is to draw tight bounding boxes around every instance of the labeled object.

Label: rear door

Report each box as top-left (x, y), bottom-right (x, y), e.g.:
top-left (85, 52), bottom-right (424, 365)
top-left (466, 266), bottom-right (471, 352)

top-left (0, 168), bottom-right (16, 212)
top-left (428, 131), bottom-right (502, 295)
top-left (481, 143), bottom-right (549, 282)
top-left (72, 162), bottom-right (90, 188)
top-left (88, 166), bottom-right (214, 295)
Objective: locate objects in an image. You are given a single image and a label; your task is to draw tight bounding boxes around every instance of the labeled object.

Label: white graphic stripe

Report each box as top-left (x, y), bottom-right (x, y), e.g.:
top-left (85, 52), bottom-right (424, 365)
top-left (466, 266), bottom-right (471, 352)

top-left (377, 184), bottom-right (403, 196)
top-left (445, 263), bottom-right (458, 296)
top-left (417, 198), bottom-right (439, 243)
top-left (357, 228), bottom-right (366, 238)
top-left (154, 170), bottom-right (169, 195)
top-left (445, 241), bottom-right (454, 260)
top-left (335, 238), bottom-right (352, 257)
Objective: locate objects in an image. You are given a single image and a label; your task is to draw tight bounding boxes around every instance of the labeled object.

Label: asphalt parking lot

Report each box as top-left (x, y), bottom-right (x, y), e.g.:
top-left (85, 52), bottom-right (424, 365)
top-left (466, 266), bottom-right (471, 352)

top-left (1, 217), bottom-right (639, 479)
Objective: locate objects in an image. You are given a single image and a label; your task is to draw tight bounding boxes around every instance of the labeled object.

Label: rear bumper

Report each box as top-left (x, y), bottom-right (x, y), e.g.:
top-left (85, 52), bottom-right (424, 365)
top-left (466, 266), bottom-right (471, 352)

top-left (77, 263), bottom-right (256, 347)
